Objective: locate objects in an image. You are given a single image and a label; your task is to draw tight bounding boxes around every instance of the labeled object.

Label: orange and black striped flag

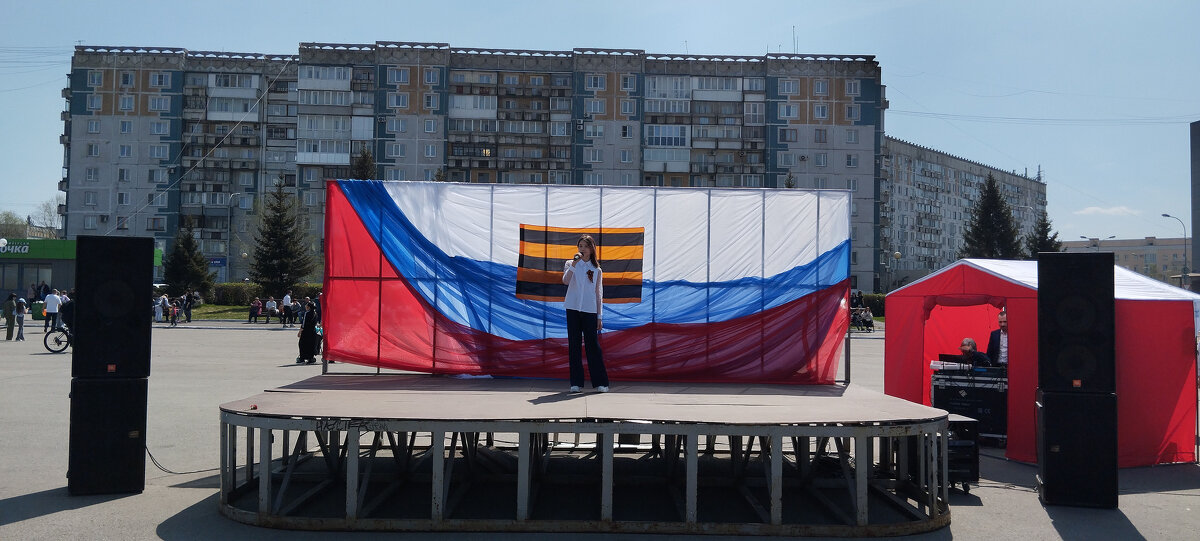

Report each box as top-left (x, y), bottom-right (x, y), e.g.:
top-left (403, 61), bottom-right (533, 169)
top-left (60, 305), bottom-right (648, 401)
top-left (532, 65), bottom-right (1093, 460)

top-left (516, 225), bottom-right (645, 304)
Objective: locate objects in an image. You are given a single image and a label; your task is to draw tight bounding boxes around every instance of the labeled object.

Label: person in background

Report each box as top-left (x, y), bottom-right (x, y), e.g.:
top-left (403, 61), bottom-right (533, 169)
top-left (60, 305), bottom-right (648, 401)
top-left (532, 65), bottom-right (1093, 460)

top-left (959, 337), bottom-right (993, 367)
top-left (3, 293), bottom-right (15, 340)
top-left (281, 290), bottom-right (293, 328)
top-left (14, 298), bottom-right (26, 341)
top-left (39, 281), bottom-right (49, 301)
top-left (249, 297), bottom-right (262, 323)
top-left (183, 290), bottom-right (195, 323)
top-left (296, 301), bottom-right (320, 364)
top-left (314, 292), bottom-right (322, 323)
top-left (153, 295), bottom-right (163, 323)
top-left (43, 289), bottom-right (62, 332)
top-left (28, 283), bottom-right (37, 303)
top-left (159, 294), bottom-right (170, 324)
top-left (264, 297), bottom-right (277, 324)
top-left (986, 309), bottom-right (1009, 366)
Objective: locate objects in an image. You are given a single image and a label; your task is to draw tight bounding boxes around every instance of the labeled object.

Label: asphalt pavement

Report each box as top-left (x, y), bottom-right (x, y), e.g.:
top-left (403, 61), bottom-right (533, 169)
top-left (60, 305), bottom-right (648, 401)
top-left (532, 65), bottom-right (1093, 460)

top-left (0, 320), bottom-right (1197, 540)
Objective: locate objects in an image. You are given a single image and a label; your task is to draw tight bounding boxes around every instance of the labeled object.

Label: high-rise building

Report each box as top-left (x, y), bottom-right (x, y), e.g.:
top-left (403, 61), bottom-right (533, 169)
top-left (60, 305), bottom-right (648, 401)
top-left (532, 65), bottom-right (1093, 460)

top-left (61, 42), bottom-right (900, 289)
top-left (879, 137), bottom-right (1046, 290)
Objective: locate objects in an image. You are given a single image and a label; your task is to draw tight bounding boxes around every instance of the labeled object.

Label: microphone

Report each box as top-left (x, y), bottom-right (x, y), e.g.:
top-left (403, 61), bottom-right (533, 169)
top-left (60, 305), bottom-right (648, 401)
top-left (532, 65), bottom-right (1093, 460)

top-left (573, 253), bottom-right (581, 261)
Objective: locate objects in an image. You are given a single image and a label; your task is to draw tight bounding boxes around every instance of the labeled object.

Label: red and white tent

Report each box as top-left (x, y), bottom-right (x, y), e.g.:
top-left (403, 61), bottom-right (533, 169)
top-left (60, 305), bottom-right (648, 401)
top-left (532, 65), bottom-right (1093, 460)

top-left (885, 258), bottom-right (1198, 466)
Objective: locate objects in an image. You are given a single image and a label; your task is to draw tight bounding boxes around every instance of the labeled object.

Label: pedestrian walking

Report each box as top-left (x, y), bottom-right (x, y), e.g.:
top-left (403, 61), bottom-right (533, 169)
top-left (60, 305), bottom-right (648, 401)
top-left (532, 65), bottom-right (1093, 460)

top-left (43, 289), bottom-right (62, 332)
top-left (3, 293), bottom-right (15, 341)
top-left (183, 290), bottom-right (195, 323)
top-left (281, 290), bottom-right (294, 327)
top-left (14, 298), bottom-right (26, 341)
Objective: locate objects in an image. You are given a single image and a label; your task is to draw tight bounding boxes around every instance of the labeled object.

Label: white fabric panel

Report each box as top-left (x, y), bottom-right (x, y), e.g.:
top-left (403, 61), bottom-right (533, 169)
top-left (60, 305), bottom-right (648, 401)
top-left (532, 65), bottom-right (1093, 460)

top-left (764, 191), bottom-right (819, 277)
top-left (654, 189), bottom-right (709, 282)
top-left (435, 184), bottom-right (494, 261)
top-left (385, 181), bottom-right (449, 250)
top-left (546, 186), bottom-right (602, 231)
top-left (491, 185), bottom-right (548, 267)
top-left (600, 186), bottom-right (655, 269)
top-left (817, 191), bottom-right (851, 257)
top-left (903, 259), bottom-right (1200, 302)
top-left (709, 190), bottom-right (764, 281)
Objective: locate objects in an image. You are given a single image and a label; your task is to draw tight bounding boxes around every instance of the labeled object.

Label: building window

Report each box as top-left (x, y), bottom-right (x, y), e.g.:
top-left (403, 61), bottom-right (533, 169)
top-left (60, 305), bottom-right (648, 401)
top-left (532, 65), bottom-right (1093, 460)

top-left (814, 152), bottom-right (827, 167)
top-left (86, 143), bottom-right (100, 157)
top-left (620, 125), bottom-right (633, 138)
top-left (88, 70), bottom-right (103, 86)
top-left (584, 123), bottom-right (604, 138)
top-left (621, 75), bottom-right (635, 91)
top-left (846, 153), bottom-right (859, 167)
top-left (386, 118), bottom-right (407, 132)
top-left (584, 172), bottom-right (603, 185)
top-left (586, 148), bottom-right (603, 163)
top-left (620, 99), bottom-right (635, 115)
top-left (150, 72), bottom-right (170, 87)
top-left (424, 169), bottom-right (435, 181)
top-left (85, 167), bottom-right (99, 181)
top-left (503, 75), bottom-right (519, 85)
top-left (845, 104), bottom-right (860, 120)
top-left (530, 76), bottom-right (544, 86)
top-left (118, 95), bottom-right (134, 111)
top-left (846, 129), bottom-right (859, 144)
top-left (384, 168), bottom-right (404, 181)
top-left (586, 99), bottom-right (605, 115)
top-left (146, 217), bottom-right (165, 231)
top-left (745, 78), bottom-right (765, 91)
top-left (478, 74), bottom-right (494, 84)
top-left (550, 121), bottom-right (568, 136)
top-left (149, 96), bottom-right (169, 111)
top-left (779, 104), bottom-right (798, 118)
top-left (119, 71), bottom-right (134, 86)
top-left (644, 125), bottom-right (688, 147)
top-left (813, 104), bottom-right (828, 120)
top-left (814, 79), bottom-right (828, 96)
top-left (620, 149), bottom-right (632, 163)
top-left (815, 177), bottom-right (829, 189)
top-left (848, 177), bottom-right (858, 191)
top-left (119, 144), bottom-right (132, 158)
top-left (424, 68), bottom-right (439, 84)
top-left (779, 79), bottom-right (798, 94)
top-left (84, 191), bottom-right (97, 206)
top-left (149, 144), bottom-right (168, 159)
top-left (387, 93), bottom-right (409, 108)
top-left (744, 102), bottom-right (765, 124)
top-left (814, 128), bottom-right (827, 143)
top-left (779, 128), bottom-right (798, 142)
top-left (84, 215), bottom-right (98, 230)
top-left (387, 67), bottom-right (409, 84)
top-left (385, 142), bottom-right (406, 158)
top-left (424, 144), bottom-right (437, 158)
top-left (86, 94), bottom-right (102, 110)
top-left (86, 120), bottom-right (101, 133)
top-left (118, 120), bottom-right (131, 134)
top-left (550, 97), bottom-right (570, 111)
top-left (778, 152), bottom-right (795, 167)
top-left (423, 93), bottom-right (439, 109)
top-left (585, 74), bottom-right (606, 90)
top-left (147, 169), bottom-right (164, 183)
top-left (150, 121), bottom-right (168, 135)
top-left (117, 192), bottom-right (130, 205)
top-left (424, 119), bottom-right (436, 133)
top-left (846, 79), bottom-right (860, 96)
top-left (118, 168), bottom-right (131, 182)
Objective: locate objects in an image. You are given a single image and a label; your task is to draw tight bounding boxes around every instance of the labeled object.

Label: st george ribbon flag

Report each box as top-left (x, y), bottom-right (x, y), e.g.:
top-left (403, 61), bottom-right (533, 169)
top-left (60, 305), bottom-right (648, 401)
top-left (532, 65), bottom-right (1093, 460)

top-left (323, 180), bottom-right (851, 384)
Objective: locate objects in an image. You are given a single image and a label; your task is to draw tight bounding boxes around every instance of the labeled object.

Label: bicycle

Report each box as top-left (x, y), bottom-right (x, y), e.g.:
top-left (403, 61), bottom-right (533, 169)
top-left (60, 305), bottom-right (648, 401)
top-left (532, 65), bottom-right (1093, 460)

top-left (44, 323), bottom-right (72, 353)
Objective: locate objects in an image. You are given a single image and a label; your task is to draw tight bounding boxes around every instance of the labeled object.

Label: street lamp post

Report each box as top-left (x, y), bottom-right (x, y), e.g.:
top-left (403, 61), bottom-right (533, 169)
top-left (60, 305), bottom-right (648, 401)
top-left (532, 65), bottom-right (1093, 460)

top-left (227, 193), bottom-right (241, 283)
top-left (1162, 213), bottom-right (1189, 288)
top-left (1079, 235), bottom-right (1115, 252)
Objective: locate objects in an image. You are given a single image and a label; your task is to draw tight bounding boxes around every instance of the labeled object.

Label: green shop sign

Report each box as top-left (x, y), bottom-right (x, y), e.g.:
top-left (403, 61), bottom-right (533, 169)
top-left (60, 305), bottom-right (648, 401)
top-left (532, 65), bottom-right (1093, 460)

top-left (0, 238), bottom-right (76, 260)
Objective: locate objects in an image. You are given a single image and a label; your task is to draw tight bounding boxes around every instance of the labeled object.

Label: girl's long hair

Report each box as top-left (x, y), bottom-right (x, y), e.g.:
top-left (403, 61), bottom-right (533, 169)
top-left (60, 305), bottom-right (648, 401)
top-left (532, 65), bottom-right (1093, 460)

top-left (578, 235), bottom-right (600, 268)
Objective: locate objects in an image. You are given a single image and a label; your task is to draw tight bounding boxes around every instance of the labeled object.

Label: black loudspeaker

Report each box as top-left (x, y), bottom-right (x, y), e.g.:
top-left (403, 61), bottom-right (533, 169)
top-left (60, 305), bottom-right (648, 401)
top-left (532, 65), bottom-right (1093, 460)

top-left (1036, 389), bottom-right (1118, 508)
top-left (68, 378), bottom-right (148, 495)
top-left (1037, 252), bottom-right (1115, 393)
top-left (72, 235), bottom-right (154, 378)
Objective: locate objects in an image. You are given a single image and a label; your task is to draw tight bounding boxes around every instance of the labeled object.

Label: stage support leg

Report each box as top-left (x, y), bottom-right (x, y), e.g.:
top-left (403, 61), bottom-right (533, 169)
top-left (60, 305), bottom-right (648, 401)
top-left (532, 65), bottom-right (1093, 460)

top-left (517, 432), bottom-right (531, 521)
top-left (939, 429), bottom-right (949, 515)
top-left (258, 428), bottom-right (271, 515)
top-left (600, 432), bottom-right (613, 521)
top-left (431, 431), bottom-right (446, 522)
top-left (855, 435), bottom-right (868, 526)
top-left (346, 428), bottom-right (360, 522)
top-left (219, 421), bottom-right (230, 505)
top-left (685, 434), bottom-right (698, 523)
top-left (770, 434), bottom-right (783, 525)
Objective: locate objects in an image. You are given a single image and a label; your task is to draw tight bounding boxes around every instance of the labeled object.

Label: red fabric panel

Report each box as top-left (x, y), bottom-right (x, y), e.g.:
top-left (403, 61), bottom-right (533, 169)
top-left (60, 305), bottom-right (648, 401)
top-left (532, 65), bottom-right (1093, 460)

top-left (325, 181), bottom-right (382, 279)
top-left (323, 279), bottom-right (381, 365)
top-left (1000, 298), bottom-right (1039, 463)
top-left (884, 296), bottom-right (926, 403)
top-left (1114, 301), bottom-right (1197, 466)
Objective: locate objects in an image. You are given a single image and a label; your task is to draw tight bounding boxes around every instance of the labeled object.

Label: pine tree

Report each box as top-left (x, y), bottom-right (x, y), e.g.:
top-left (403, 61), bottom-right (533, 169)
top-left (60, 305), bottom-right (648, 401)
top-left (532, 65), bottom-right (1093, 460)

top-left (1024, 211), bottom-right (1063, 259)
top-left (249, 181), bottom-right (316, 296)
top-left (959, 174), bottom-right (1023, 259)
top-left (162, 225), bottom-right (215, 297)
top-left (351, 146), bottom-right (376, 180)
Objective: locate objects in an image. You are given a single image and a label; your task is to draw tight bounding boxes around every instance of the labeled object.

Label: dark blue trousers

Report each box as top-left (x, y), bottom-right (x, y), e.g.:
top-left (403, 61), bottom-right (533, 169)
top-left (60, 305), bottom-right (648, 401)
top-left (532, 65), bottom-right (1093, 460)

top-left (566, 309), bottom-right (608, 388)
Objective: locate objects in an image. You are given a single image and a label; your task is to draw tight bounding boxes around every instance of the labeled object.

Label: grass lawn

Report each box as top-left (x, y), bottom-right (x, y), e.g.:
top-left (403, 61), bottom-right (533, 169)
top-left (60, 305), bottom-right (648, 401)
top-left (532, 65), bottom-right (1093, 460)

top-left (189, 304), bottom-right (248, 320)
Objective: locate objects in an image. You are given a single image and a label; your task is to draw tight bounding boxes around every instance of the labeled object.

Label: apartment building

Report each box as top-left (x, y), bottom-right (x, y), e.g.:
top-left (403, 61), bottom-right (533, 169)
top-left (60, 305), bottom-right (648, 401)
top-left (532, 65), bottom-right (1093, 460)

top-left (1063, 236), bottom-right (1192, 286)
top-left (879, 137), bottom-right (1047, 290)
top-left (63, 42), bottom-right (888, 288)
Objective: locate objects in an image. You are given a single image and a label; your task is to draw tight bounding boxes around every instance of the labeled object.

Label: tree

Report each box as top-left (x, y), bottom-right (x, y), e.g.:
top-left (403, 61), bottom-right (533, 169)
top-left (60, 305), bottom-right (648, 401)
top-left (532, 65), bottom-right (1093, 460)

top-left (959, 174), bottom-right (1023, 259)
top-left (1024, 211), bottom-right (1063, 259)
top-left (162, 225), bottom-right (215, 297)
top-left (31, 195), bottom-right (64, 233)
top-left (0, 210), bottom-right (25, 239)
top-left (249, 181), bottom-right (316, 296)
top-left (351, 146), bottom-right (376, 180)
top-left (433, 167), bottom-right (446, 182)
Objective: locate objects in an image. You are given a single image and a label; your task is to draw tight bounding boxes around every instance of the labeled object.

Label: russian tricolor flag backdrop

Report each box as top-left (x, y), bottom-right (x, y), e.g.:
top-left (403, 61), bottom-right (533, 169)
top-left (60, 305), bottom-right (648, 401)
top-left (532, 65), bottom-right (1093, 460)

top-left (324, 180), bottom-right (851, 384)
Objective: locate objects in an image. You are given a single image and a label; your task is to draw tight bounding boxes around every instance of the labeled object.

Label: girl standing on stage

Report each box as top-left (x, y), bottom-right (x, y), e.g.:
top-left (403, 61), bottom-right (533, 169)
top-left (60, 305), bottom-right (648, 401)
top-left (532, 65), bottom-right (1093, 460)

top-left (563, 234), bottom-right (610, 393)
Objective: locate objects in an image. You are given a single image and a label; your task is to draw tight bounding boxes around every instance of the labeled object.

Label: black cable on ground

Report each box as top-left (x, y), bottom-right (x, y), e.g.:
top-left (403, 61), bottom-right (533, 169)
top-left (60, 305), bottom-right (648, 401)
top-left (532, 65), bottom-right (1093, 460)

top-left (145, 446), bottom-right (219, 475)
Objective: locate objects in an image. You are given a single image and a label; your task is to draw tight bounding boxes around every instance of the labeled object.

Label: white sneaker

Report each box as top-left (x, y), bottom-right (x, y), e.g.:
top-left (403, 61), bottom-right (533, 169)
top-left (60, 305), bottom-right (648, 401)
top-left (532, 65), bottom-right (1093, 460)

top-left (597, 386), bottom-right (609, 393)
top-left (569, 386), bottom-right (581, 393)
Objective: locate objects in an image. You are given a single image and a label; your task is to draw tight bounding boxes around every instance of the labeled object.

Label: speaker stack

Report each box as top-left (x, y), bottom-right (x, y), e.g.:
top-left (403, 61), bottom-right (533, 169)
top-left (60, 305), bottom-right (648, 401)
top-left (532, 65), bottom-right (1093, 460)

top-left (1035, 252), bottom-right (1118, 508)
top-left (67, 236), bottom-right (153, 495)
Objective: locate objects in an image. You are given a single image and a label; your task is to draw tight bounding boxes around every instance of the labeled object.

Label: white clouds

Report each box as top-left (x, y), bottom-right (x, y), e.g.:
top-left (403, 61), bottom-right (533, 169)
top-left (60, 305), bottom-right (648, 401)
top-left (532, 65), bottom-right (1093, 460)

top-left (1073, 206), bottom-right (1140, 216)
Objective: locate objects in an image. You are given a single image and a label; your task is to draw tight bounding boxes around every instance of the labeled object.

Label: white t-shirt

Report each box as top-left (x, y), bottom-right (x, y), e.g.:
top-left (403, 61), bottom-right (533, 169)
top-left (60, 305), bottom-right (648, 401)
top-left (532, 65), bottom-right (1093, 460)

top-left (999, 331), bottom-right (1009, 365)
top-left (283, 294), bottom-right (292, 307)
top-left (562, 259), bottom-right (603, 314)
top-left (265, 300), bottom-right (277, 311)
top-left (43, 294), bottom-right (62, 313)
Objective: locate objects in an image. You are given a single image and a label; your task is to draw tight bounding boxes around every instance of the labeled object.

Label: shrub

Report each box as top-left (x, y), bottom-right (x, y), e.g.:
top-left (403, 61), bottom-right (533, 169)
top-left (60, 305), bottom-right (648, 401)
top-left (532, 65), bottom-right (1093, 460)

top-left (862, 293), bottom-right (886, 317)
top-left (213, 282), bottom-right (264, 306)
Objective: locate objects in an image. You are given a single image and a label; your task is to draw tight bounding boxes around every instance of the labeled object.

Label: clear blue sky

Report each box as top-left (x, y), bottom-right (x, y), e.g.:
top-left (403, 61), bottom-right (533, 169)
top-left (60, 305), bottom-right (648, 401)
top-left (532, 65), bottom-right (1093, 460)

top-left (3, 0), bottom-right (1198, 241)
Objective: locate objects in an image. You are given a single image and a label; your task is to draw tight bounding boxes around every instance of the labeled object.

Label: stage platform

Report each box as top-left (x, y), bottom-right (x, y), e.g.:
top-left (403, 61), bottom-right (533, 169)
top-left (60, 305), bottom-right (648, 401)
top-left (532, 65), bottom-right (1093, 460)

top-left (219, 375), bottom-right (952, 536)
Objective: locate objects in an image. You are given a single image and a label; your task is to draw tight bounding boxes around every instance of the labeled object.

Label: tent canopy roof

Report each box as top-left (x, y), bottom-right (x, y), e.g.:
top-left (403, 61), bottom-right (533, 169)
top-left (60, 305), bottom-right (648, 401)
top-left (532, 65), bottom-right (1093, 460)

top-left (891, 258), bottom-right (1200, 302)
